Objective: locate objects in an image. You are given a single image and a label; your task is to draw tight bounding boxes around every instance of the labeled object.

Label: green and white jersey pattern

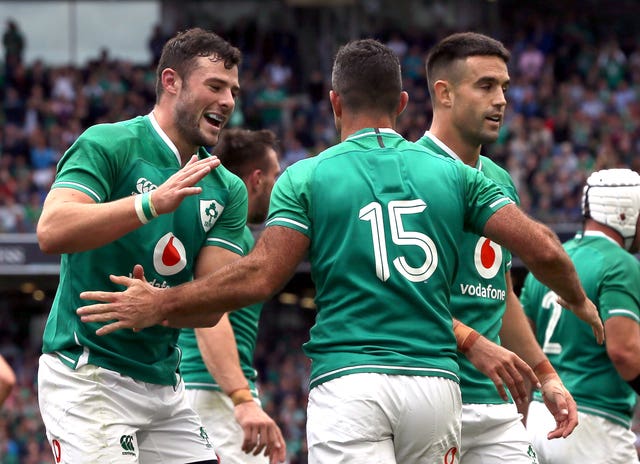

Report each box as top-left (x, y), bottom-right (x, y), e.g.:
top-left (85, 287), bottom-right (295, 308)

top-left (266, 128), bottom-right (513, 390)
top-left (416, 132), bottom-right (520, 404)
top-left (521, 232), bottom-right (640, 428)
top-left (42, 115), bottom-right (248, 386)
top-left (179, 226), bottom-right (262, 395)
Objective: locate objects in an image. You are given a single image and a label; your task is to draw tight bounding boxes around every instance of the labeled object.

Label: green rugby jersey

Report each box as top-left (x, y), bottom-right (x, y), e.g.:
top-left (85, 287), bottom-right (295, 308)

top-left (416, 132), bottom-right (520, 404)
top-left (179, 226), bottom-right (261, 395)
top-left (521, 232), bottom-right (640, 428)
top-left (42, 115), bottom-right (248, 386)
top-left (266, 128), bottom-right (513, 390)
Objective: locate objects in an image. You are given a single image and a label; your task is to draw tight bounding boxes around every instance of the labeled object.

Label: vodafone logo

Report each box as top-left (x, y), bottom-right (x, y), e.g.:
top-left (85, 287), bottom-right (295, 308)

top-left (473, 237), bottom-right (502, 279)
top-left (153, 233), bottom-right (187, 276)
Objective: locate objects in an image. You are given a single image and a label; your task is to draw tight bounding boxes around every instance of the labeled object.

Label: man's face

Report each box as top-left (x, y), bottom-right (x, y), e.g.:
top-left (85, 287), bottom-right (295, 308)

top-left (450, 55), bottom-right (509, 146)
top-left (173, 56), bottom-right (240, 149)
top-left (251, 147), bottom-right (281, 224)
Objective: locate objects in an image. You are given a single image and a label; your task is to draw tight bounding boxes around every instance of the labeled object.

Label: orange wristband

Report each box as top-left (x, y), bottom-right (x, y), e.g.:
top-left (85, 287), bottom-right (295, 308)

top-left (533, 359), bottom-right (557, 382)
top-left (229, 387), bottom-right (253, 406)
top-left (460, 330), bottom-right (480, 353)
top-left (453, 321), bottom-right (480, 353)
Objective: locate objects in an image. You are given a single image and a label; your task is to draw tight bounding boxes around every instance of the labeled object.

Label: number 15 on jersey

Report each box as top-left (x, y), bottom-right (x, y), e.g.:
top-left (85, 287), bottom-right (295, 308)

top-left (359, 199), bottom-right (438, 283)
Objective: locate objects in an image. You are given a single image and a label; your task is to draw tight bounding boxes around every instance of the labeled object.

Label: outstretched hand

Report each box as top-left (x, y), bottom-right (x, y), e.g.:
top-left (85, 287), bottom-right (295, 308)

top-left (234, 401), bottom-right (287, 464)
top-left (77, 264), bottom-right (165, 335)
top-left (557, 295), bottom-right (604, 344)
top-left (464, 335), bottom-right (541, 405)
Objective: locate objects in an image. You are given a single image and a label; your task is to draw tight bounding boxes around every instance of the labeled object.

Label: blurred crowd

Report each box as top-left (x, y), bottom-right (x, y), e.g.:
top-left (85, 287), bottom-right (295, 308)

top-left (2, 11), bottom-right (640, 233)
top-left (2, 7), bottom-right (640, 462)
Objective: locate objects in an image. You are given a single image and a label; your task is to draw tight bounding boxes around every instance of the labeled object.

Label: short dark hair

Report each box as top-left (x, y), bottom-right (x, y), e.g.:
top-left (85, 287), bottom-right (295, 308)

top-left (331, 39), bottom-right (402, 114)
top-left (214, 128), bottom-right (279, 180)
top-left (426, 32), bottom-right (510, 99)
top-left (155, 27), bottom-right (242, 99)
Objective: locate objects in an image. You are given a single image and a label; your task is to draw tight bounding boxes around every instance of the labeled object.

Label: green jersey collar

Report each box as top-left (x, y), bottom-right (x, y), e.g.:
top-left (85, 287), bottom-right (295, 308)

top-left (583, 230), bottom-right (621, 246)
top-left (345, 127), bottom-right (401, 142)
top-left (422, 131), bottom-right (483, 171)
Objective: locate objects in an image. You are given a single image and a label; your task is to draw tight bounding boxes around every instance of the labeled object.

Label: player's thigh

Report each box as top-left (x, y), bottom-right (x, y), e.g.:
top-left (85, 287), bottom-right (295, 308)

top-left (393, 375), bottom-right (461, 464)
top-left (137, 380), bottom-right (218, 464)
top-left (306, 373), bottom-right (397, 463)
top-left (38, 354), bottom-right (147, 463)
top-left (526, 401), bottom-right (558, 463)
top-left (186, 389), bottom-right (268, 464)
top-left (527, 401), bottom-right (636, 464)
top-left (38, 354), bottom-right (217, 464)
top-left (460, 403), bottom-right (537, 464)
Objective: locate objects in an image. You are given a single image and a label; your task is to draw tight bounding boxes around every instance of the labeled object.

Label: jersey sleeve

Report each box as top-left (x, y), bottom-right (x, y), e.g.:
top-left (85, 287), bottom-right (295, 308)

top-left (265, 161), bottom-right (313, 237)
top-left (458, 162), bottom-right (514, 236)
top-left (599, 258), bottom-right (640, 323)
top-left (51, 125), bottom-right (124, 203)
top-left (499, 179), bottom-right (519, 267)
top-left (206, 175), bottom-right (248, 256)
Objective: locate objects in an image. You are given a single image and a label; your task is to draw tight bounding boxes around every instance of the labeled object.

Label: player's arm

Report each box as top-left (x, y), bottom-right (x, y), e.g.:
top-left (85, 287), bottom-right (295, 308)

top-left (0, 355), bottom-right (16, 407)
top-left (37, 155), bottom-right (218, 254)
top-left (500, 272), bottom-right (577, 438)
top-left (482, 204), bottom-right (604, 344)
top-left (189, 246), bottom-right (246, 393)
top-left (192, 244), bottom-right (286, 460)
top-left (194, 315), bottom-right (286, 462)
top-left (453, 318), bottom-right (538, 405)
top-left (78, 226), bottom-right (310, 334)
top-left (606, 316), bottom-right (640, 388)
top-left (164, 246), bottom-right (241, 328)
top-left (165, 225), bottom-right (308, 320)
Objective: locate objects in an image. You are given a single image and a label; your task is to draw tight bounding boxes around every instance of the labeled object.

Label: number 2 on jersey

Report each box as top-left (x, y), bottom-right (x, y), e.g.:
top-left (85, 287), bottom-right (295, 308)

top-left (541, 291), bottom-right (563, 354)
top-left (359, 199), bottom-right (438, 283)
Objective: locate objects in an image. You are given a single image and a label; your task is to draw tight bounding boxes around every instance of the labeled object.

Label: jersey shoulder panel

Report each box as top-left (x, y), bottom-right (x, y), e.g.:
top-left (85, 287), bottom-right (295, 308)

top-left (478, 155), bottom-right (519, 204)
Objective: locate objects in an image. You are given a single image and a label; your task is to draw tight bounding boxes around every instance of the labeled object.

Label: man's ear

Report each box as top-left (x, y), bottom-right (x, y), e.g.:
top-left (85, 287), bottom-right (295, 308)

top-left (397, 91), bottom-right (409, 116)
top-left (433, 79), bottom-right (452, 108)
top-left (247, 169), bottom-right (262, 192)
top-left (161, 68), bottom-right (180, 95)
top-left (330, 90), bottom-right (342, 118)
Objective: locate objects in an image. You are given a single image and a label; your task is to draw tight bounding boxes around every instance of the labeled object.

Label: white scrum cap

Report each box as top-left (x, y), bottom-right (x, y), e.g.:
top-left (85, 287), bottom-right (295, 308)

top-left (582, 168), bottom-right (640, 250)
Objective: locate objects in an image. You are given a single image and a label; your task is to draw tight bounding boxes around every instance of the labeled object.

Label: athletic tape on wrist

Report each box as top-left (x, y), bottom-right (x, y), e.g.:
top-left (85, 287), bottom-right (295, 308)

top-left (229, 387), bottom-right (253, 406)
top-left (453, 321), bottom-right (480, 353)
top-left (533, 359), bottom-right (557, 383)
top-left (134, 192), bottom-right (158, 225)
top-left (147, 191), bottom-right (158, 218)
top-left (140, 192), bottom-right (157, 221)
top-left (134, 193), bottom-right (150, 224)
top-left (460, 330), bottom-right (480, 353)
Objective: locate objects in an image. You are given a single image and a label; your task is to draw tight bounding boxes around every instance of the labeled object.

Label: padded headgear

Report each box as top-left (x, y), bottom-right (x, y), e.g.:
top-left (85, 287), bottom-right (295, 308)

top-left (582, 168), bottom-right (640, 250)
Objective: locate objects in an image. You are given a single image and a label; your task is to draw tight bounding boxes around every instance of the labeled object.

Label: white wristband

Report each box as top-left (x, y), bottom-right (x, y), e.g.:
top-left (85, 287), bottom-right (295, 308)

top-left (134, 193), bottom-right (150, 224)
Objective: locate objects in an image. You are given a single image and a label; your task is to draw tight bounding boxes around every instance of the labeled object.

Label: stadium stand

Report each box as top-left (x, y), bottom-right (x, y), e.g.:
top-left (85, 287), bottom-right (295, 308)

top-left (2, 2), bottom-right (640, 461)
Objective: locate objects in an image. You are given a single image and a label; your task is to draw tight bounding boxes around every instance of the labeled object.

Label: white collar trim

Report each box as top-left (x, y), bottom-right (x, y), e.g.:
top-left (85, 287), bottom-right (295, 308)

top-left (422, 131), bottom-right (483, 170)
top-left (346, 128), bottom-right (400, 141)
top-left (148, 111), bottom-right (182, 165)
top-left (583, 230), bottom-right (620, 246)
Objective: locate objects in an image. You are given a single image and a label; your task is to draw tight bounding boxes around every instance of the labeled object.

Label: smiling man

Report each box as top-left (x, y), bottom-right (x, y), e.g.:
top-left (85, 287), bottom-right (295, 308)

top-left (415, 32), bottom-right (578, 464)
top-left (35, 28), bottom-right (246, 464)
top-left (76, 38), bottom-right (602, 464)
